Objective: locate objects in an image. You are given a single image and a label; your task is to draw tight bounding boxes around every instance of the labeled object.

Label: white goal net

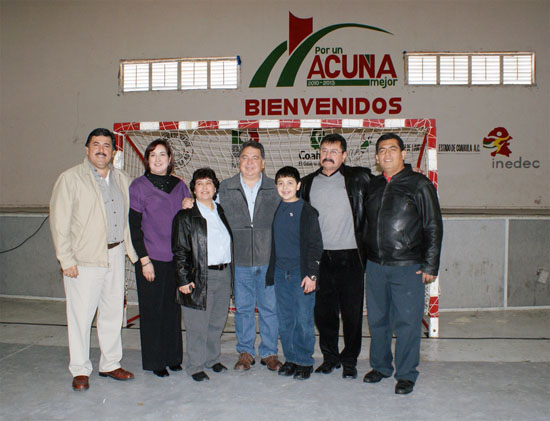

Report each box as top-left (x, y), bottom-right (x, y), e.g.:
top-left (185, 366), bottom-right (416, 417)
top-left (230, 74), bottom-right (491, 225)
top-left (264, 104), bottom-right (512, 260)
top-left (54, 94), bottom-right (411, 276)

top-left (114, 118), bottom-right (440, 337)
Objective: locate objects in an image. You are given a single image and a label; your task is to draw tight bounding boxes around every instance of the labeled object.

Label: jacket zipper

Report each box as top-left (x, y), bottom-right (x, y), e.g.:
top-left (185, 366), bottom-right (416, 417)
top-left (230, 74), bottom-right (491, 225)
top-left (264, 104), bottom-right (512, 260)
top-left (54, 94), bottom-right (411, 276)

top-left (377, 180), bottom-right (390, 264)
top-left (250, 187), bottom-right (262, 267)
top-left (237, 187), bottom-right (255, 267)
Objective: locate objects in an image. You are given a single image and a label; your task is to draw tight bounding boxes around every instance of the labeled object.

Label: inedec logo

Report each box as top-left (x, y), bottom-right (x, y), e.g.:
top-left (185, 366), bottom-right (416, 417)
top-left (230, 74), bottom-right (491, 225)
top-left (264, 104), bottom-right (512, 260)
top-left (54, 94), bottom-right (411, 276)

top-left (483, 127), bottom-right (513, 157)
top-left (484, 127), bottom-right (541, 169)
top-left (249, 12), bottom-right (395, 88)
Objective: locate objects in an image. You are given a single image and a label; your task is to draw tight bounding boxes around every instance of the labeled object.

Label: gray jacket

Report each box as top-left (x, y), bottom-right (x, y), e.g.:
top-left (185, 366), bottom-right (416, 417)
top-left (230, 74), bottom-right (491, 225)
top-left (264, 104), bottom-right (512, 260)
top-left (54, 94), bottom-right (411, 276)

top-left (218, 173), bottom-right (280, 267)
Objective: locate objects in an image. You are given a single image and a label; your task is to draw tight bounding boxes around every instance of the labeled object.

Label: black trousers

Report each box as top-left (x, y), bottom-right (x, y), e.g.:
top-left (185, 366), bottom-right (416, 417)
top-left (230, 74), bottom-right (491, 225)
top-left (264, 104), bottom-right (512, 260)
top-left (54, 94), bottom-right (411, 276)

top-left (135, 260), bottom-right (183, 371)
top-left (314, 249), bottom-right (365, 367)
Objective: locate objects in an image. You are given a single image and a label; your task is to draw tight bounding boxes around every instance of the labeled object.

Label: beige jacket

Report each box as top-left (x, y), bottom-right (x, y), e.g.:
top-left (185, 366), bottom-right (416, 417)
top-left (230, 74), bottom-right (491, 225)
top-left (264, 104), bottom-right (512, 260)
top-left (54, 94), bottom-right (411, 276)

top-left (50, 158), bottom-right (138, 269)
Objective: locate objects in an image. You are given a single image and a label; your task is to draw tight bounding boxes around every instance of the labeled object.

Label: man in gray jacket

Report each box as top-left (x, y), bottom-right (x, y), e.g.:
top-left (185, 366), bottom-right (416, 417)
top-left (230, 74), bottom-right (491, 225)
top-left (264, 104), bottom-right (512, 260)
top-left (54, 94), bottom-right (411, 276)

top-left (218, 141), bottom-right (282, 371)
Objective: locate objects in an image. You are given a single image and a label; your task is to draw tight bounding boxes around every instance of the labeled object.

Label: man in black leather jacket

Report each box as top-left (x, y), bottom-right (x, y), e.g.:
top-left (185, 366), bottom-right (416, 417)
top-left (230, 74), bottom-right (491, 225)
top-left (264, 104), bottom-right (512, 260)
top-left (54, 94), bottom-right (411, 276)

top-left (362, 133), bottom-right (443, 395)
top-left (300, 133), bottom-right (372, 379)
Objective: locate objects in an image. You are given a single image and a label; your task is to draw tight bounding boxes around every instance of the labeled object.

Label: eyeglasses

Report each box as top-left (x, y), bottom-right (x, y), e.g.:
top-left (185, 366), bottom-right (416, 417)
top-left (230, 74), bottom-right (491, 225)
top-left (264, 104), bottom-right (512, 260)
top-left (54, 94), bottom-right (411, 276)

top-left (320, 149), bottom-right (343, 156)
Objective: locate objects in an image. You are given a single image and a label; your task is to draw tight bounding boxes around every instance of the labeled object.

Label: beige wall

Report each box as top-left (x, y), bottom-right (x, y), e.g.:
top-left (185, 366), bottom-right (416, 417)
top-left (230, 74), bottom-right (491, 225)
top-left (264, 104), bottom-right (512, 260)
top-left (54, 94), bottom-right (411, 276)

top-left (1, 0), bottom-right (549, 209)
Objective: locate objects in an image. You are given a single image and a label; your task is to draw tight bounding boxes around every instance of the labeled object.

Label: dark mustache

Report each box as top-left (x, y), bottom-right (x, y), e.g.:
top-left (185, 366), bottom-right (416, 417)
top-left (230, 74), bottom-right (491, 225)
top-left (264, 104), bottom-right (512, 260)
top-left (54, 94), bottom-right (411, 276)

top-left (322, 158), bottom-right (335, 164)
top-left (95, 153), bottom-right (107, 157)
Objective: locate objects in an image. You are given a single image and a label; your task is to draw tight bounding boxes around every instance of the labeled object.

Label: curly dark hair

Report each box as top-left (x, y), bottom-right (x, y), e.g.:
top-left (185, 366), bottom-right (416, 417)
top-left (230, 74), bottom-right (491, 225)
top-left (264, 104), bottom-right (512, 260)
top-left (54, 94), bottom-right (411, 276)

top-left (190, 167), bottom-right (220, 200)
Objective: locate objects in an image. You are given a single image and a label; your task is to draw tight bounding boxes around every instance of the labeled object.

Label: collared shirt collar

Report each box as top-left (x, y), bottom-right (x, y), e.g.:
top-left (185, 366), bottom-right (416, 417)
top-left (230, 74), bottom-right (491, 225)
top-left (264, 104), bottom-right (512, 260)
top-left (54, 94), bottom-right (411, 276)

top-left (239, 172), bottom-right (263, 191)
top-left (196, 199), bottom-right (217, 214)
top-left (86, 158), bottom-right (113, 183)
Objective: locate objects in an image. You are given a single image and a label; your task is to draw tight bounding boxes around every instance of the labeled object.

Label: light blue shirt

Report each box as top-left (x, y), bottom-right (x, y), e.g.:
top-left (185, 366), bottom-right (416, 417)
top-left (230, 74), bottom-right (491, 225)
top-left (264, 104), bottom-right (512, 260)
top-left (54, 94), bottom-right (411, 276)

top-left (196, 200), bottom-right (232, 266)
top-left (240, 173), bottom-right (263, 222)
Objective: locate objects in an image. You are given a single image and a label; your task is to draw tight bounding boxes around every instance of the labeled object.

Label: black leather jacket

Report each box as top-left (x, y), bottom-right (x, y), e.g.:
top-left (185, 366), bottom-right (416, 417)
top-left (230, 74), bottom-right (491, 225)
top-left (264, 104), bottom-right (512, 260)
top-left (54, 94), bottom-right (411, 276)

top-left (365, 165), bottom-right (443, 276)
top-left (300, 164), bottom-right (372, 266)
top-left (172, 203), bottom-right (234, 310)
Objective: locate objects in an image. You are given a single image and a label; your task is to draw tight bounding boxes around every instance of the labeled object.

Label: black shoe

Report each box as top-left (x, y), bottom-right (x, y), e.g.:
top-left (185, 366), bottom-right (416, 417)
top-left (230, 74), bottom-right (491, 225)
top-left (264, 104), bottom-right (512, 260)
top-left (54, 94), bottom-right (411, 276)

top-left (153, 369), bottom-right (169, 377)
top-left (278, 362), bottom-right (297, 376)
top-left (395, 379), bottom-right (415, 395)
top-left (342, 365), bottom-right (357, 379)
top-left (314, 361), bottom-right (341, 374)
top-left (169, 365), bottom-right (182, 372)
top-left (191, 371), bottom-right (210, 382)
top-left (363, 369), bottom-right (390, 383)
top-left (211, 363), bottom-right (228, 373)
top-left (293, 365), bottom-right (313, 380)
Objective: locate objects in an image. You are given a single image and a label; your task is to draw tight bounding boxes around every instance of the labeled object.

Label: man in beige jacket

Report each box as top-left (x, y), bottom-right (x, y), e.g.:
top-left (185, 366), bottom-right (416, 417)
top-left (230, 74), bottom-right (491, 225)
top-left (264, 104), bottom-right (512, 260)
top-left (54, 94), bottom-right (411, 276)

top-left (50, 128), bottom-right (138, 391)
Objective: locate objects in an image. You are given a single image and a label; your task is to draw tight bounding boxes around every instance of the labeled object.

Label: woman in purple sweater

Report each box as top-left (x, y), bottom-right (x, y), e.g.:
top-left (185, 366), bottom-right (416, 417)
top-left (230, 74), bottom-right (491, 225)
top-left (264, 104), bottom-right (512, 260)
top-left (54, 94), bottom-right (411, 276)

top-left (129, 139), bottom-right (191, 377)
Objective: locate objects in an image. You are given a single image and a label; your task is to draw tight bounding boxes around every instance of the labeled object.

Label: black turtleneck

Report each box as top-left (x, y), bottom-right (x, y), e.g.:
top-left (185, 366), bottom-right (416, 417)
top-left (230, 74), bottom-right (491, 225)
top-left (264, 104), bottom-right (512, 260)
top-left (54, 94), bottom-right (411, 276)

top-left (145, 172), bottom-right (180, 193)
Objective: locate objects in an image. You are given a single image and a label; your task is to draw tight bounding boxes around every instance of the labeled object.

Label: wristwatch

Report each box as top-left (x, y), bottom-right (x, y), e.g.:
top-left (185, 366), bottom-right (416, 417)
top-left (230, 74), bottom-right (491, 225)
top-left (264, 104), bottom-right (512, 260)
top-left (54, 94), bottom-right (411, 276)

top-left (310, 276), bottom-right (317, 282)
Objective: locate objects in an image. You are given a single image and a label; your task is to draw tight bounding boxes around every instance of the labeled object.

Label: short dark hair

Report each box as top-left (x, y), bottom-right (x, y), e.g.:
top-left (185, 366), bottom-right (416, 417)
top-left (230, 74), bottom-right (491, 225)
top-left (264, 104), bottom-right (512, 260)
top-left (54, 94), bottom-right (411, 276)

top-left (275, 166), bottom-right (301, 183)
top-left (240, 140), bottom-right (265, 159)
top-left (376, 133), bottom-right (405, 152)
top-left (85, 128), bottom-right (116, 149)
top-left (190, 167), bottom-right (220, 200)
top-left (320, 133), bottom-right (347, 152)
top-left (143, 139), bottom-right (174, 175)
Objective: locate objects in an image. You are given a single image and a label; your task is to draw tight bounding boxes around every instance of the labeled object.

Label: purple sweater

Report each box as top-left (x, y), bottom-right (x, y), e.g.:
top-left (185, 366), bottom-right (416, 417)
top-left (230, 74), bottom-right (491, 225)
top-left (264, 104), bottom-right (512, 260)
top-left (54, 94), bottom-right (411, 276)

top-left (129, 176), bottom-right (191, 262)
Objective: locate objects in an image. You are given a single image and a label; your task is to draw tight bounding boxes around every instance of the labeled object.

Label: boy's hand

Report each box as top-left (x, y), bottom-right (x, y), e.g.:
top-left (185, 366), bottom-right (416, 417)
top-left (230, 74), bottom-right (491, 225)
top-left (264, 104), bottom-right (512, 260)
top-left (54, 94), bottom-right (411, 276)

top-left (301, 276), bottom-right (316, 294)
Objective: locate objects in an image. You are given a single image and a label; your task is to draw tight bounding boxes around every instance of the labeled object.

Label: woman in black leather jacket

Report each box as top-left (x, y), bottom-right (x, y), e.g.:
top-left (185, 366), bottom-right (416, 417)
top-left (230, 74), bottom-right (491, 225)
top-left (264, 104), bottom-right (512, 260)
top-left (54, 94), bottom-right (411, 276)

top-left (172, 168), bottom-right (234, 382)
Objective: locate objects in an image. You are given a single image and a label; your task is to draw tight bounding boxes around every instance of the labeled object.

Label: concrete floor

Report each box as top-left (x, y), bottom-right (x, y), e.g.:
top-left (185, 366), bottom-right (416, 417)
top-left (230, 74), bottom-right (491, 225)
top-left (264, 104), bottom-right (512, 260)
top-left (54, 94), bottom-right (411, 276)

top-left (0, 298), bottom-right (549, 420)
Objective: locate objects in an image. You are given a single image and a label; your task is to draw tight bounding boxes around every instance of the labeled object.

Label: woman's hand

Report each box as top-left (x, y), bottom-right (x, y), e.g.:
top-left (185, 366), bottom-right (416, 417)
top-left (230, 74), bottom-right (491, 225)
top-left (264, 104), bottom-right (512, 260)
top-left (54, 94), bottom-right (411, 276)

top-left (179, 283), bottom-right (195, 294)
top-left (140, 257), bottom-right (155, 282)
top-left (182, 197), bottom-right (194, 209)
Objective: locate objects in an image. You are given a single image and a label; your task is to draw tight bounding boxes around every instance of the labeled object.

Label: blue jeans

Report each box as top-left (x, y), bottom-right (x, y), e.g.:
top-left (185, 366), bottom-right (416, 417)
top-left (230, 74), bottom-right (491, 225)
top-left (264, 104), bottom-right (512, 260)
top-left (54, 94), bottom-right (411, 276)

top-left (234, 265), bottom-right (278, 357)
top-left (274, 267), bottom-right (315, 366)
top-left (365, 260), bottom-right (425, 382)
